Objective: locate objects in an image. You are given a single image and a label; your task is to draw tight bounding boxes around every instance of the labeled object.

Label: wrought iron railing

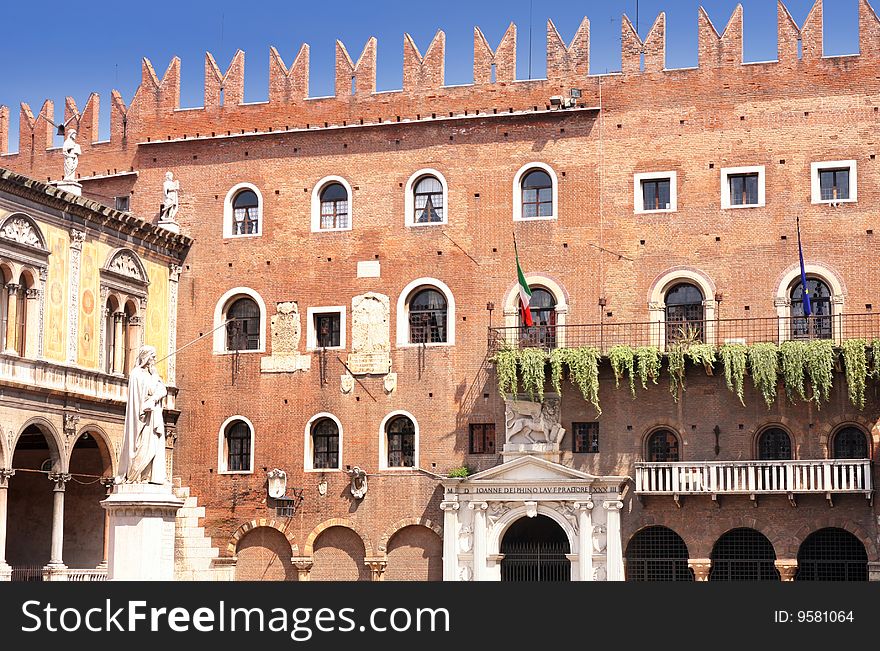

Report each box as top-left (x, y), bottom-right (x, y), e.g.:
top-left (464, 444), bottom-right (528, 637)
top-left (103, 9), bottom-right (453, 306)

top-left (488, 313), bottom-right (880, 354)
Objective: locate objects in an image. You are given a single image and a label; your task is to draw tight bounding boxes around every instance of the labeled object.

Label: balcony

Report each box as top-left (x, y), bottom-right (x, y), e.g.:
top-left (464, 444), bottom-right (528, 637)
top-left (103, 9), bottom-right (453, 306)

top-left (488, 313), bottom-right (880, 354)
top-left (634, 459), bottom-right (873, 506)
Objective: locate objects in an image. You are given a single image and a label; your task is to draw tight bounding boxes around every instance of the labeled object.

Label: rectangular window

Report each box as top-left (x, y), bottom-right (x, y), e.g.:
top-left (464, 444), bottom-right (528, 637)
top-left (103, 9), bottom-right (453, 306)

top-left (315, 313), bottom-right (341, 348)
top-left (115, 195), bottom-right (130, 212)
top-left (819, 169), bottom-right (849, 200)
top-left (469, 423), bottom-right (496, 454)
top-left (572, 422), bottom-right (599, 453)
top-left (728, 173), bottom-right (759, 205)
top-left (641, 179), bottom-right (671, 211)
top-left (811, 160), bottom-right (856, 204)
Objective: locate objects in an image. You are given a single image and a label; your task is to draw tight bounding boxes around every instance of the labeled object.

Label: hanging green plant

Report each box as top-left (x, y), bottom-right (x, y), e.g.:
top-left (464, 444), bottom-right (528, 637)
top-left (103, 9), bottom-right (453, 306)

top-left (748, 342), bottom-right (779, 409)
top-left (719, 343), bottom-right (747, 406)
top-left (518, 347), bottom-right (548, 401)
top-left (841, 339), bottom-right (868, 410)
top-left (687, 343), bottom-right (716, 375)
top-left (635, 346), bottom-right (662, 389)
top-left (804, 339), bottom-right (835, 406)
top-left (549, 347), bottom-right (566, 396)
top-left (563, 346), bottom-right (602, 416)
top-left (493, 348), bottom-right (518, 397)
top-left (608, 345), bottom-right (636, 397)
top-left (779, 340), bottom-right (808, 403)
top-left (870, 340), bottom-right (880, 379)
top-left (667, 344), bottom-right (687, 402)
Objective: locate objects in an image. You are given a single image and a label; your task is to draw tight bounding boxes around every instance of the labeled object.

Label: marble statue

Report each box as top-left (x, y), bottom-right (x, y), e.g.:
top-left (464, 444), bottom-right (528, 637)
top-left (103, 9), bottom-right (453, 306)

top-left (62, 130), bottom-right (81, 181)
top-left (349, 466), bottom-right (367, 499)
top-left (161, 171), bottom-right (180, 222)
top-left (117, 345), bottom-right (168, 484)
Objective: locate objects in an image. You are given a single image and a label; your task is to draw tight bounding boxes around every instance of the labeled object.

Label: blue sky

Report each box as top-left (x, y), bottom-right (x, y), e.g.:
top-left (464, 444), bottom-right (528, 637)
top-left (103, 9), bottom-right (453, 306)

top-left (0, 0), bottom-right (863, 149)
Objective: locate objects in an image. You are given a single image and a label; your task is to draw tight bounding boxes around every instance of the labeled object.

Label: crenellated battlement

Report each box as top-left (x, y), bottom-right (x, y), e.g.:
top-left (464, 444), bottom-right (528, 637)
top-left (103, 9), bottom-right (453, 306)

top-left (2, 0), bottom-right (880, 180)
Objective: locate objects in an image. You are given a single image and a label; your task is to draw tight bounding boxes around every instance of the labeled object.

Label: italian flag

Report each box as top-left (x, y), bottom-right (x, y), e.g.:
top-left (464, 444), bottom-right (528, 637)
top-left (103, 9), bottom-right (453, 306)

top-left (515, 240), bottom-right (533, 327)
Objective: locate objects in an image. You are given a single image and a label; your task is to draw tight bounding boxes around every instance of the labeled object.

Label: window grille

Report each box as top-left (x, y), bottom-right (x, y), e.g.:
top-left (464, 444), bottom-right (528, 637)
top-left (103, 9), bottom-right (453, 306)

top-left (832, 427), bottom-right (868, 459)
top-left (757, 428), bottom-right (792, 460)
top-left (665, 283), bottom-right (704, 346)
top-left (647, 429), bottom-right (679, 462)
top-left (709, 528), bottom-right (779, 581)
top-left (312, 418), bottom-right (339, 469)
top-left (796, 528), bottom-right (868, 581)
top-left (469, 423), bottom-right (496, 454)
top-left (625, 526), bottom-right (693, 581)
top-left (572, 422), bottom-right (599, 453)
top-left (226, 298), bottom-right (260, 351)
top-left (226, 421), bottom-right (251, 472)
top-left (790, 278), bottom-right (832, 340)
top-left (519, 287), bottom-right (557, 349)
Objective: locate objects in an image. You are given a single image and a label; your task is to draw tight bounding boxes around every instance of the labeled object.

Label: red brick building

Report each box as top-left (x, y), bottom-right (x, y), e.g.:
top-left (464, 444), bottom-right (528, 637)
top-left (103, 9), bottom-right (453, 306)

top-left (1, 0), bottom-right (878, 581)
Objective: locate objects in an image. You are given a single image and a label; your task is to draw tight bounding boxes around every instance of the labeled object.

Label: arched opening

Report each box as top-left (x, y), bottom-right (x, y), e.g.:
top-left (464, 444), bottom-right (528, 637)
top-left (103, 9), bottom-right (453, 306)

top-left (234, 527), bottom-right (296, 581)
top-left (310, 526), bottom-right (370, 581)
top-left (795, 528), bottom-right (868, 581)
top-left (311, 418), bottom-right (339, 470)
top-left (15, 269), bottom-right (35, 357)
top-left (7, 425), bottom-right (60, 580)
top-left (625, 526), bottom-right (693, 581)
top-left (105, 294), bottom-right (120, 374)
top-left (384, 525), bottom-right (443, 581)
top-left (756, 427), bottom-right (792, 460)
top-left (385, 415), bottom-right (416, 468)
top-left (123, 299), bottom-right (138, 375)
top-left (232, 189), bottom-right (260, 236)
top-left (413, 175), bottom-right (444, 223)
top-left (709, 528), bottom-right (779, 581)
top-left (646, 429), bottom-right (680, 462)
top-left (520, 169), bottom-right (553, 218)
top-left (790, 277), bottom-right (832, 340)
top-left (319, 182), bottom-right (349, 230)
top-left (665, 282), bottom-right (704, 346)
top-left (64, 431), bottom-right (112, 569)
top-left (226, 297), bottom-right (261, 351)
top-left (520, 286), bottom-right (557, 349)
top-left (0, 263), bottom-right (13, 351)
top-left (408, 288), bottom-right (447, 344)
top-left (831, 426), bottom-right (869, 459)
top-left (500, 514), bottom-right (570, 582)
top-left (223, 420), bottom-right (252, 473)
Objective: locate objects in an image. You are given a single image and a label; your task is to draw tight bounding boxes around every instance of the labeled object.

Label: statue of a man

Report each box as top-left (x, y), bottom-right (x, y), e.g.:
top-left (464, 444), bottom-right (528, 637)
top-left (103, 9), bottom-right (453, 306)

top-left (161, 171), bottom-right (180, 222)
top-left (62, 129), bottom-right (81, 181)
top-left (117, 345), bottom-right (168, 484)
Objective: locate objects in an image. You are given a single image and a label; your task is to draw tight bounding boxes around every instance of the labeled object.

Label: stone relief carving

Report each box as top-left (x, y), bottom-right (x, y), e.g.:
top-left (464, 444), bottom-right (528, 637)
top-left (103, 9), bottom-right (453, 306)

top-left (593, 525), bottom-right (607, 553)
top-left (524, 500), bottom-right (538, 518)
top-left (348, 293), bottom-right (391, 374)
top-left (486, 502), bottom-right (509, 528)
top-left (504, 395), bottom-right (565, 445)
top-left (267, 468), bottom-right (287, 499)
top-left (70, 229), bottom-right (86, 250)
top-left (593, 564), bottom-right (607, 581)
top-left (560, 502), bottom-right (579, 535)
top-left (348, 466), bottom-right (367, 499)
top-left (1, 217), bottom-right (43, 248)
top-left (383, 372), bottom-right (397, 394)
top-left (63, 413), bottom-right (79, 440)
top-left (340, 374), bottom-right (355, 394)
top-left (261, 301), bottom-right (311, 373)
top-left (459, 565), bottom-right (472, 582)
top-left (458, 525), bottom-right (473, 553)
top-left (108, 252), bottom-right (145, 282)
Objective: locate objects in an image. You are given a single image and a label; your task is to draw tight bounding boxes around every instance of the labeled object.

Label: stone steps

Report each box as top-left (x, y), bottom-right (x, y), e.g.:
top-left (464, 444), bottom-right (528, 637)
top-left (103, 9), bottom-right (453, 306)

top-left (173, 482), bottom-right (230, 580)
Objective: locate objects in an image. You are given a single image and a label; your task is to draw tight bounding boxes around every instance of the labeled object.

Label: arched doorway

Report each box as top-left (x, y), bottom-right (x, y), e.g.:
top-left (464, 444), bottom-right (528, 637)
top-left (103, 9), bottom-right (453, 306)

top-left (235, 527), bottom-right (296, 581)
top-left (65, 431), bottom-right (113, 569)
top-left (625, 526), bottom-right (693, 581)
top-left (709, 528), bottom-right (780, 581)
top-left (796, 528), bottom-right (868, 581)
top-left (500, 515), bottom-right (570, 582)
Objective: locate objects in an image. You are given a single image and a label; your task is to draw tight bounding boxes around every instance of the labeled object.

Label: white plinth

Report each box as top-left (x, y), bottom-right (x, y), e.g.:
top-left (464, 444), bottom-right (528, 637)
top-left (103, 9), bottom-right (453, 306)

top-left (101, 483), bottom-right (183, 581)
top-left (157, 219), bottom-right (180, 234)
top-left (51, 180), bottom-right (82, 197)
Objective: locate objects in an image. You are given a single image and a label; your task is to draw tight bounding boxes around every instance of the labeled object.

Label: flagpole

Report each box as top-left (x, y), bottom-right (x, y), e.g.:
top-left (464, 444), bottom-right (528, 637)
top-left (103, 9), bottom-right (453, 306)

top-left (796, 215), bottom-right (814, 340)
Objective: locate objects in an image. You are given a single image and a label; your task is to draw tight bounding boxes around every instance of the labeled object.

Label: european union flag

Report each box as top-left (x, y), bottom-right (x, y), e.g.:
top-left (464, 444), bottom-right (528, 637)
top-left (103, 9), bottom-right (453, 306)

top-left (797, 215), bottom-right (812, 317)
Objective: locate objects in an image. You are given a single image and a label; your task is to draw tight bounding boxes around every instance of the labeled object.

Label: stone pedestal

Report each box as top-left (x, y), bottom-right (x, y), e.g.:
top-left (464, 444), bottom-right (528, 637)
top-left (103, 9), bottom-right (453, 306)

top-left (0, 563), bottom-right (11, 582)
top-left (157, 219), bottom-right (180, 234)
top-left (52, 180), bottom-right (82, 197)
top-left (102, 483), bottom-right (183, 581)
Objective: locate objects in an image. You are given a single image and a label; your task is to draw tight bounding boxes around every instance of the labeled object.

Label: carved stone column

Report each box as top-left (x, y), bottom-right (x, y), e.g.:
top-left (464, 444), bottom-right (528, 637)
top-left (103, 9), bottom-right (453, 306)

top-left (603, 500), bottom-right (624, 581)
top-left (46, 472), bottom-right (71, 577)
top-left (365, 557), bottom-right (387, 581)
top-left (575, 500), bottom-right (594, 581)
top-left (775, 559), bottom-right (798, 582)
top-left (292, 557), bottom-right (313, 581)
top-left (0, 468), bottom-right (14, 580)
top-left (688, 558), bottom-right (712, 581)
top-left (440, 500), bottom-right (460, 581)
top-left (868, 561), bottom-right (880, 582)
top-left (167, 264), bottom-right (181, 386)
top-left (4, 283), bottom-right (19, 353)
top-left (67, 229), bottom-right (85, 364)
top-left (468, 502), bottom-right (488, 581)
top-left (112, 312), bottom-right (125, 374)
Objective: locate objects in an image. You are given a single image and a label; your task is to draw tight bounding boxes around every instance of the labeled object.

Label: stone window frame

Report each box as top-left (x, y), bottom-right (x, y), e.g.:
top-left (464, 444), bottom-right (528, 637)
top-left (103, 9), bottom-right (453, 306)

top-left (395, 277), bottom-right (456, 347)
top-left (810, 160), bottom-right (857, 205)
top-left (304, 412), bottom-right (344, 472)
top-left (305, 306), bottom-right (346, 351)
top-left (720, 165), bottom-right (765, 209)
top-left (634, 171), bottom-right (678, 214)
top-left (0, 214), bottom-right (49, 359)
top-left (223, 182), bottom-right (264, 239)
top-left (829, 424), bottom-right (871, 460)
top-left (311, 175), bottom-right (354, 233)
top-left (378, 410), bottom-right (419, 471)
top-left (404, 168), bottom-right (449, 227)
top-left (212, 287), bottom-right (267, 354)
top-left (217, 415), bottom-right (255, 475)
top-left (773, 263), bottom-right (845, 344)
top-left (643, 427), bottom-right (683, 462)
top-left (98, 248), bottom-right (149, 376)
top-left (754, 425), bottom-right (795, 461)
top-left (512, 162), bottom-right (559, 222)
top-left (647, 267), bottom-right (717, 350)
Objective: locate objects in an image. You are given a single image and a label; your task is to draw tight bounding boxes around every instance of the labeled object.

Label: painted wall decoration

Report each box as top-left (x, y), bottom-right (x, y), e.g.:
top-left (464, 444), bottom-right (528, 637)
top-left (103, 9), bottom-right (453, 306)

top-left (43, 228), bottom-right (69, 362)
top-left (77, 242), bottom-right (99, 368)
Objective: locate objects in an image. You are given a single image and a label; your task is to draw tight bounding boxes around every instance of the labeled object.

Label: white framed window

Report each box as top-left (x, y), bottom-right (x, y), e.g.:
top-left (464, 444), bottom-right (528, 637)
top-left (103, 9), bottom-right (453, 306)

top-left (405, 169), bottom-right (448, 226)
top-left (379, 410), bottom-right (419, 470)
top-left (395, 277), bottom-right (455, 347)
top-left (811, 160), bottom-right (857, 204)
top-left (634, 171), bottom-right (677, 213)
top-left (212, 287), bottom-right (267, 354)
top-left (311, 176), bottom-right (353, 232)
top-left (306, 306), bottom-right (346, 350)
top-left (223, 183), bottom-right (263, 238)
top-left (304, 412), bottom-right (343, 472)
top-left (513, 162), bottom-right (558, 221)
top-left (720, 165), bottom-right (765, 209)
top-left (217, 416), bottom-right (255, 474)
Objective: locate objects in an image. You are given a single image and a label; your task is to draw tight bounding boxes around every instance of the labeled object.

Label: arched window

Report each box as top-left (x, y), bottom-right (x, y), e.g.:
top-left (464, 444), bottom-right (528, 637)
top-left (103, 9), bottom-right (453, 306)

top-left (409, 288), bottom-right (447, 344)
top-left (312, 418), bottom-right (340, 470)
top-left (221, 419), bottom-right (252, 473)
top-left (709, 528), bottom-right (779, 581)
top-left (625, 526), bottom-right (693, 581)
top-left (320, 183), bottom-right (349, 230)
top-left (520, 287), bottom-right (557, 349)
top-left (832, 427), bottom-right (869, 459)
top-left (13, 274), bottom-right (29, 357)
top-left (232, 189), bottom-right (260, 236)
top-left (226, 297), bottom-right (261, 351)
top-left (757, 428), bottom-right (792, 460)
top-left (796, 528), bottom-right (868, 581)
top-left (413, 176), bottom-right (444, 223)
top-left (790, 277), bottom-right (832, 340)
top-left (386, 416), bottom-right (415, 468)
top-left (647, 430), bottom-right (679, 462)
top-left (521, 170), bottom-right (553, 218)
top-left (665, 283), bottom-right (704, 345)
